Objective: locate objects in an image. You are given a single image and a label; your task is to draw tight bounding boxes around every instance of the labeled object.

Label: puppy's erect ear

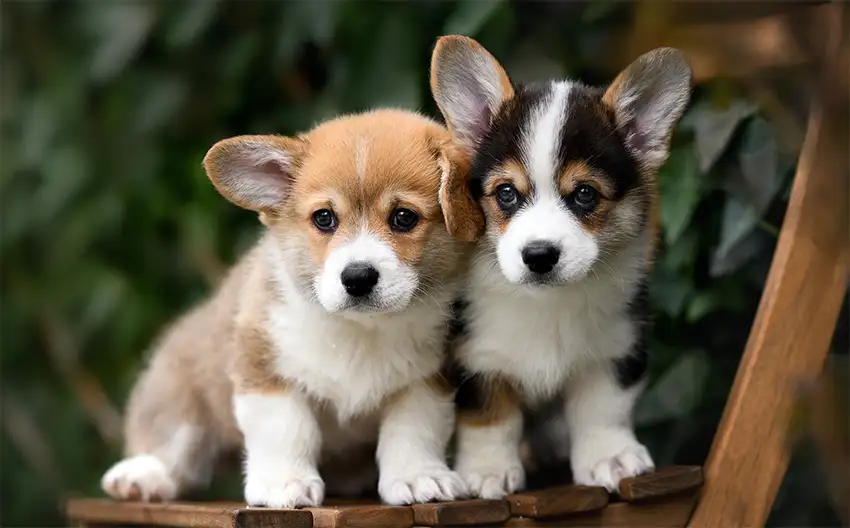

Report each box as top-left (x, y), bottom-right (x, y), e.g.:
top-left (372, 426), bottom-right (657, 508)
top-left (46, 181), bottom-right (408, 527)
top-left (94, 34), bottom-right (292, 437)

top-left (434, 138), bottom-right (484, 243)
top-left (203, 135), bottom-right (306, 212)
top-left (430, 35), bottom-right (514, 158)
top-left (603, 48), bottom-right (693, 172)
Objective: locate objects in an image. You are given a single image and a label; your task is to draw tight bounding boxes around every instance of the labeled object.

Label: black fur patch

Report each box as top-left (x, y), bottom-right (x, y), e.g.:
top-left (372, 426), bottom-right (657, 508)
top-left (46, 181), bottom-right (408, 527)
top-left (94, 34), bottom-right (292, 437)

top-left (468, 82), bottom-right (641, 204)
top-left (448, 297), bottom-right (469, 341)
top-left (556, 84), bottom-right (640, 199)
top-left (613, 278), bottom-right (650, 387)
top-left (450, 364), bottom-right (488, 413)
top-left (468, 84), bottom-right (547, 201)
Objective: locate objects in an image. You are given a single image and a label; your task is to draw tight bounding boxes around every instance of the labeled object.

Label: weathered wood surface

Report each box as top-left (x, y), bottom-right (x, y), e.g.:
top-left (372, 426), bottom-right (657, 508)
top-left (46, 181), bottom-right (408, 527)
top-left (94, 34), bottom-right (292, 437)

top-left (65, 499), bottom-right (312, 528)
top-left (688, 4), bottom-right (849, 525)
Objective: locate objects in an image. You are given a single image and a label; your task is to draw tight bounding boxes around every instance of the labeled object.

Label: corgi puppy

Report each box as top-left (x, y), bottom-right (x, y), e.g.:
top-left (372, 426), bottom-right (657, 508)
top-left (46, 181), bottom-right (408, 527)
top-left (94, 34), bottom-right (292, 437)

top-left (100, 109), bottom-right (472, 508)
top-left (431, 36), bottom-right (692, 498)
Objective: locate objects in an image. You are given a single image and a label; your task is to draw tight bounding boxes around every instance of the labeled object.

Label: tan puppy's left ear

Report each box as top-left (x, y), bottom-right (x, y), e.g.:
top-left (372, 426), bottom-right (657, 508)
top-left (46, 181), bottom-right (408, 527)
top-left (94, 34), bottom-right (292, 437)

top-left (430, 35), bottom-right (514, 160)
top-left (436, 141), bottom-right (484, 243)
top-left (203, 135), bottom-right (307, 213)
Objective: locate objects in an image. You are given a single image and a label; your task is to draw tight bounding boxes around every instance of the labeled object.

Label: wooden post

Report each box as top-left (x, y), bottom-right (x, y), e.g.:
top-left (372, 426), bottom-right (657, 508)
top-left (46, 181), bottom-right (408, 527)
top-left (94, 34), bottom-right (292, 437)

top-left (688, 10), bottom-right (849, 524)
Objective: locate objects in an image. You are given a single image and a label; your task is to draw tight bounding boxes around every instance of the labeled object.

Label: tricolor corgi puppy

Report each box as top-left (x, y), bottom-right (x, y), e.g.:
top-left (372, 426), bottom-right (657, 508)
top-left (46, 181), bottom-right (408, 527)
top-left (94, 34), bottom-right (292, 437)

top-left (101, 109), bottom-right (472, 508)
top-left (431, 36), bottom-right (692, 497)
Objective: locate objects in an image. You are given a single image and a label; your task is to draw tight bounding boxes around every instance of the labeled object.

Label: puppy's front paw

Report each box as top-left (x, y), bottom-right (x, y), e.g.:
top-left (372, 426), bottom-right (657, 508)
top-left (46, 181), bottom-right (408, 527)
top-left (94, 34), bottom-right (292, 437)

top-left (379, 466), bottom-right (468, 505)
top-left (101, 455), bottom-right (177, 501)
top-left (571, 438), bottom-right (654, 492)
top-left (244, 469), bottom-right (324, 508)
top-left (457, 460), bottom-right (525, 499)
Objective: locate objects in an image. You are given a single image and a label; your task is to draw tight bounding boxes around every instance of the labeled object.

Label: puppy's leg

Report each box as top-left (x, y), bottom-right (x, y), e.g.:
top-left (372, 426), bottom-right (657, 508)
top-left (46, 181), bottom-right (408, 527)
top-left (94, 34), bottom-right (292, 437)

top-left (102, 358), bottom-right (218, 501)
top-left (453, 376), bottom-right (525, 499)
top-left (377, 376), bottom-right (467, 505)
top-left (565, 360), bottom-right (653, 492)
top-left (234, 387), bottom-right (324, 508)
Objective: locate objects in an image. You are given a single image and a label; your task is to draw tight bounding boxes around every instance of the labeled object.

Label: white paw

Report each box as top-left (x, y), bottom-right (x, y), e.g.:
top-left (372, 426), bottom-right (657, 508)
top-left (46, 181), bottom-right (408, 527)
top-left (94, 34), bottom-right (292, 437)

top-left (379, 466), bottom-right (468, 505)
top-left (457, 461), bottom-right (525, 499)
top-left (244, 468), bottom-right (324, 508)
top-left (101, 455), bottom-right (177, 501)
top-left (572, 438), bottom-right (654, 492)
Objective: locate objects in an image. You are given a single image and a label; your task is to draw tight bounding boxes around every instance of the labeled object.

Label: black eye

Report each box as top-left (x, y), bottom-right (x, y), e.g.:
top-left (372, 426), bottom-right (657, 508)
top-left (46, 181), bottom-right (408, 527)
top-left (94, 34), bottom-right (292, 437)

top-left (495, 184), bottom-right (518, 208)
top-left (574, 184), bottom-right (599, 209)
top-left (390, 208), bottom-right (419, 232)
top-left (312, 209), bottom-right (337, 232)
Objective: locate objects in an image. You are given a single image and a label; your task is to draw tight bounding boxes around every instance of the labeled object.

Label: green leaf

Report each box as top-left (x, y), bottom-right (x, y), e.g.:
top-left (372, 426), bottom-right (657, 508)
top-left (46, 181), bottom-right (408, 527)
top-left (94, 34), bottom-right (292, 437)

top-left (685, 290), bottom-right (723, 322)
top-left (635, 350), bottom-right (709, 427)
top-left (165, 0), bottom-right (220, 49)
top-left (650, 266), bottom-right (692, 318)
top-left (86, 4), bottom-right (155, 83)
top-left (658, 148), bottom-right (701, 245)
top-left (710, 227), bottom-right (773, 277)
top-left (713, 194), bottom-right (760, 270)
top-left (443, 0), bottom-right (505, 36)
top-left (737, 116), bottom-right (781, 211)
top-left (681, 98), bottom-right (755, 173)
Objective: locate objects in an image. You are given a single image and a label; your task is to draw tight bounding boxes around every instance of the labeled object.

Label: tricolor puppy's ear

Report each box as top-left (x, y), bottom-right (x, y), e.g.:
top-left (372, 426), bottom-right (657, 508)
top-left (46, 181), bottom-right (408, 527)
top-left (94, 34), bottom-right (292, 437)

top-left (434, 139), bottom-right (484, 242)
top-left (203, 135), bottom-right (306, 213)
top-left (430, 35), bottom-right (514, 159)
top-left (603, 48), bottom-right (692, 172)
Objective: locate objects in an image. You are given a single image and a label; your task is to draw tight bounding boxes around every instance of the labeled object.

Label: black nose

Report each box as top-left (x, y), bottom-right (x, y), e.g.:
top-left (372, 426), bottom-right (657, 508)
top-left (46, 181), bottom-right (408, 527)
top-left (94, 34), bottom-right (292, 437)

top-left (521, 242), bottom-right (560, 274)
top-left (340, 263), bottom-right (380, 297)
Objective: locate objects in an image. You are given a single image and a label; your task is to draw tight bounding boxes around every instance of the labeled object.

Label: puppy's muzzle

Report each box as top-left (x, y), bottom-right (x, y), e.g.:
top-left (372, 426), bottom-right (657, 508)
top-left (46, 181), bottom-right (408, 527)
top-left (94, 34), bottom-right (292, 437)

top-left (521, 242), bottom-right (561, 275)
top-left (340, 262), bottom-right (380, 298)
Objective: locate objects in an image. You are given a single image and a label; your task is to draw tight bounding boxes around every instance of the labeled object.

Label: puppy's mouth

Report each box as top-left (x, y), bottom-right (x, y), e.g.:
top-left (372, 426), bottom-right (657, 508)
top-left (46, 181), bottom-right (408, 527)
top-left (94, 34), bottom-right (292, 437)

top-left (335, 295), bottom-right (411, 314)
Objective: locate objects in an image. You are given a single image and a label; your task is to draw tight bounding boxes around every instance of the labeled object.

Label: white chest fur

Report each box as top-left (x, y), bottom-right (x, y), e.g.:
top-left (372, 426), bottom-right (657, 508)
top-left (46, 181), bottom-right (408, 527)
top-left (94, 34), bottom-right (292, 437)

top-left (265, 300), bottom-right (447, 422)
top-left (461, 252), bottom-right (641, 404)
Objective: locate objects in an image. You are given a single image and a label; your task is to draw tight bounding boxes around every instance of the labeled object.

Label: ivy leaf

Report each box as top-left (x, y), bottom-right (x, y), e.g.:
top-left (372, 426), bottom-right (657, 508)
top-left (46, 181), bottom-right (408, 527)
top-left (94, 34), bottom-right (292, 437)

top-left (87, 4), bottom-right (155, 83)
top-left (635, 350), bottom-right (709, 427)
top-left (682, 99), bottom-right (755, 173)
top-left (443, 0), bottom-right (505, 36)
top-left (737, 117), bottom-right (782, 211)
top-left (658, 148), bottom-right (701, 245)
top-left (711, 227), bottom-right (773, 277)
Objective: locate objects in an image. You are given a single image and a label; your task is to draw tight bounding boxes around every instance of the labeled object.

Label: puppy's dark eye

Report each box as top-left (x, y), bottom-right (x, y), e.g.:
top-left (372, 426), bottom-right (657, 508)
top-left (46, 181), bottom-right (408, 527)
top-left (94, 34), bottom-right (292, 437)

top-left (390, 208), bottom-right (419, 232)
top-left (573, 184), bottom-right (599, 210)
top-left (312, 209), bottom-right (337, 232)
top-left (495, 184), bottom-right (518, 208)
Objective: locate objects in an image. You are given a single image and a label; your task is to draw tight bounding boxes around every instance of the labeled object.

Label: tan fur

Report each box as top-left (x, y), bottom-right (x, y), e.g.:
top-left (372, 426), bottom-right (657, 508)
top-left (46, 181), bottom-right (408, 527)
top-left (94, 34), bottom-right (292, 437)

top-left (456, 376), bottom-right (521, 428)
top-left (119, 109), bottom-right (472, 498)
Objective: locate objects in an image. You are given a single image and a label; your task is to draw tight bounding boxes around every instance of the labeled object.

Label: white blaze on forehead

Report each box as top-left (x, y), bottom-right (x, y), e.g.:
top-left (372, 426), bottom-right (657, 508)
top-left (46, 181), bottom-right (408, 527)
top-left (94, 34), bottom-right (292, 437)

top-left (355, 136), bottom-right (371, 182)
top-left (523, 81), bottom-right (572, 198)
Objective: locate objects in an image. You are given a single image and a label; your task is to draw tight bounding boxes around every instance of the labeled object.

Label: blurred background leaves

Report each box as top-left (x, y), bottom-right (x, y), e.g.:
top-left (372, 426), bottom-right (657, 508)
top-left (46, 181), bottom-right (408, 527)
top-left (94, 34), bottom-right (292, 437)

top-left (1, 1), bottom-right (846, 526)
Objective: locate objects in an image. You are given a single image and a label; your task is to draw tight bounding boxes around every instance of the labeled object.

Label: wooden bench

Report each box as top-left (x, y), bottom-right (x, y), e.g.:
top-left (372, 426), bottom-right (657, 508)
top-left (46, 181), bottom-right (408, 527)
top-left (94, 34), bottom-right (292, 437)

top-left (65, 2), bottom-right (848, 527)
top-left (67, 466), bottom-right (703, 527)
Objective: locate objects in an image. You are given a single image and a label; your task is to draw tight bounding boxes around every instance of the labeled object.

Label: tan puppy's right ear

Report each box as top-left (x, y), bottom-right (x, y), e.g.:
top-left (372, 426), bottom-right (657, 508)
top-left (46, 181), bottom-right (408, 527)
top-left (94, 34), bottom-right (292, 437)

top-left (203, 135), bottom-right (307, 213)
top-left (437, 141), bottom-right (484, 243)
top-left (430, 35), bottom-right (514, 160)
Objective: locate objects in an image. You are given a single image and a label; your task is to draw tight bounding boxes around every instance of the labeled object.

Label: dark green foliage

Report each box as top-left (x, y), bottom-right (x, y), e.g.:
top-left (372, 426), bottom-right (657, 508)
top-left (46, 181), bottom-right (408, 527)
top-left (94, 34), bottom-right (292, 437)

top-left (0, 1), bottom-right (839, 526)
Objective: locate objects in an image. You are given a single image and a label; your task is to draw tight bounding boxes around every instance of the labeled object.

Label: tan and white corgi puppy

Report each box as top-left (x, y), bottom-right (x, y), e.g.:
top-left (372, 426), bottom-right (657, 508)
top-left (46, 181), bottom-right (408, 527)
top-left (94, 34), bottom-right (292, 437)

top-left (431, 36), bottom-right (692, 498)
top-left (100, 109), bottom-right (472, 508)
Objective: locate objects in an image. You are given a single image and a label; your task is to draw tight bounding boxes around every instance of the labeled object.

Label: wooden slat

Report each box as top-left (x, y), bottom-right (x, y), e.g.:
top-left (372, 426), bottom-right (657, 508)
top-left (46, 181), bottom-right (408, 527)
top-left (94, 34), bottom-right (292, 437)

top-left (507, 485), bottom-right (609, 518)
top-left (411, 499), bottom-right (510, 526)
top-left (688, 9), bottom-right (850, 526)
top-left (504, 490), bottom-right (698, 527)
top-left (307, 505), bottom-right (413, 528)
top-left (65, 499), bottom-right (312, 528)
top-left (618, 466), bottom-right (703, 502)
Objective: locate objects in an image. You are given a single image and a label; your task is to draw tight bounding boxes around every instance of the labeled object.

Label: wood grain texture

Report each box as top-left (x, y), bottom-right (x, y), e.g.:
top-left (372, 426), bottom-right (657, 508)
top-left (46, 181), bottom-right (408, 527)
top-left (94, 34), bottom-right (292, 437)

top-left (505, 490), bottom-right (698, 527)
top-left (411, 499), bottom-right (510, 526)
top-left (688, 7), bottom-right (849, 526)
top-left (618, 466), bottom-right (703, 502)
top-left (65, 499), bottom-right (313, 528)
top-left (307, 505), bottom-right (413, 528)
top-left (507, 485), bottom-right (609, 518)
